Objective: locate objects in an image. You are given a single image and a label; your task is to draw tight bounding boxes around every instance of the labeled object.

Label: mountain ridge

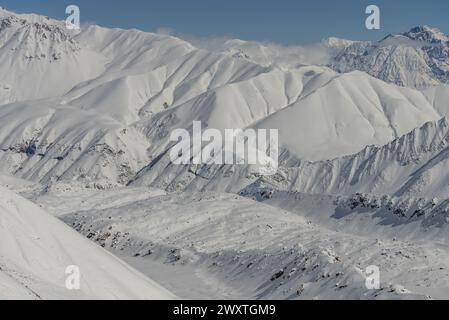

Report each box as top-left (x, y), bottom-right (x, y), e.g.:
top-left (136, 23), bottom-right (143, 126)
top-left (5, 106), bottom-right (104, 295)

top-left (330, 25), bottom-right (449, 89)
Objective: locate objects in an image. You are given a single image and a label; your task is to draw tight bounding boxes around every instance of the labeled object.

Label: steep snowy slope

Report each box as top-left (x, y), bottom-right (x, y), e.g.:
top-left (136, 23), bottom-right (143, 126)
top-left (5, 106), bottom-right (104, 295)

top-left (121, 113), bottom-right (449, 256)
top-left (131, 116), bottom-right (449, 206)
top-left (252, 117), bottom-right (449, 199)
top-left (129, 73), bottom-right (449, 189)
top-left (423, 84), bottom-right (449, 116)
top-left (330, 26), bottom-right (449, 89)
top-left (0, 99), bottom-right (152, 185)
top-left (0, 184), bottom-right (174, 299)
top-left (3, 59), bottom-right (446, 185)
top-left (253, 71), bottom-right (441, 160)
top-left (0, 8), bottom-right (106, 103)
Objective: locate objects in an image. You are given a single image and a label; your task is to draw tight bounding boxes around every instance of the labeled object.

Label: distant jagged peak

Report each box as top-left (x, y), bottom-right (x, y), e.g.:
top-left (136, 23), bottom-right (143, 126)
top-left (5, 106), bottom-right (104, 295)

top-left (0, 7), bottom-right (71, 36)
top-left (0, 8), bottom-right (81, 62)
top-left (401, 25), bottom-right (449, 44)
top-left (0, 14), bottom-right (27, 30)
top-left (0, 6), bottom-right (60, 25)
top-left (330, 25), bottom-right (449, 89)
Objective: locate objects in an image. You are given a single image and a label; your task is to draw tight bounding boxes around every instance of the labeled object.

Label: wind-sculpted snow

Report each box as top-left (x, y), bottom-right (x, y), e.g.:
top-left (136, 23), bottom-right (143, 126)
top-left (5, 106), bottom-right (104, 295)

top-left (4, 56), bottom-right (444, 185)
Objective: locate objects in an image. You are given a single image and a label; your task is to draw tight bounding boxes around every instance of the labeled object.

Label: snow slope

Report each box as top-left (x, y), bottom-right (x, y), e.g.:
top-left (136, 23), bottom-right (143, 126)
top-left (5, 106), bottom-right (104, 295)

top-left (252, 70), bottom-right (441, 160)
top-left (132, 116), bottom-right (449, 201)
top-left (0, 8), bottom-right (106, 103)
top-left (0, 184), bottom-right (174, 300)
top-left (248, 117), bottom-right (449, 200)
top-left (1, 64), bottom-right (447, 187)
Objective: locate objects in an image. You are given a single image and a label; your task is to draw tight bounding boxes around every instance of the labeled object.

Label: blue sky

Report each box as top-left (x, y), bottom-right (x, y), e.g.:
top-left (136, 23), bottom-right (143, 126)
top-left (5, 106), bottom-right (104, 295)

top-left (1, 0), bottom-right (449, 44)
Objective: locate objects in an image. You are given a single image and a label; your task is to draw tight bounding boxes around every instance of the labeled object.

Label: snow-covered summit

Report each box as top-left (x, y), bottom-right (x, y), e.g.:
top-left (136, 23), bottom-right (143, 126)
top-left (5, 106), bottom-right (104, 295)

top-left (0, 7), bottom-right (59, 24)
top-left (330, 26), bottom-right (449, 89)
top-left (0, 8), bottom-right (80, 62)
top-left (401, 25), bottom-right (449, 44)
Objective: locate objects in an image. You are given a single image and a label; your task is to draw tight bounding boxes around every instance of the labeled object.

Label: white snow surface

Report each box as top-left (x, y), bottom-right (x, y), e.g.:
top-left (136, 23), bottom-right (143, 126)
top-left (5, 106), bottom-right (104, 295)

top-left (0, 184), bottom-right (175, 300)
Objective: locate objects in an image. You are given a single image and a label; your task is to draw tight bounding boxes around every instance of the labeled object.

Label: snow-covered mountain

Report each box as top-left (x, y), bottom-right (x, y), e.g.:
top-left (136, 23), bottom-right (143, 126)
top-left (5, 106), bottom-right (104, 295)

top-left (131, 116), bottom-right (449, 202)
top-left (3, 6), bottom-right (449, 300)
top-left (1, 8), bottom-right (448, 186)
top-left (1, 64), bottom-right (445, 185)
top-left (330, 26), bottom-right (449, 89)
top-left (0, 8), bottom-right (106, 103)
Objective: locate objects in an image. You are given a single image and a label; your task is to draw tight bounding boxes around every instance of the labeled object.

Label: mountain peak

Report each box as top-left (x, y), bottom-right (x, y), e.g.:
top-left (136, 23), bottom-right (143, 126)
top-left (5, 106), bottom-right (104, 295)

top-left (0, 10), bottom-right (80, 62)
top-left (0, 6), bottom-right (60, 26)
top-left (401, 25), bottom-right (448, 43)
top-left (0, 14), bottom-right (27, 30)
top-left (330, 25), bottom-right (449, 89)
top-left (0, 7), bottom-right (14, 17)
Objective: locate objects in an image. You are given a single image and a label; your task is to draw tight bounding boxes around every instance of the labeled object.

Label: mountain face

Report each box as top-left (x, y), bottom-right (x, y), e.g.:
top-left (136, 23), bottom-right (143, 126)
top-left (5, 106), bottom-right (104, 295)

top-left (136, 115), bottom-right (449, 197)
top-left (0, 15), bottom-right (80, 61)
top-left (130, 117), bottom-right (449, 197)
top-left (330, 26), bottom-right (449, 89)
top-left (1, 8), bottom-right (449, 216)
top-left (0, 8), bottom-right (447, 187)
top-left (254, 117), bottom-right (449, 200)
top-left (0, 9), bottom-right (106, 103)
top-left (0, 8), bottom-right (447, 186)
